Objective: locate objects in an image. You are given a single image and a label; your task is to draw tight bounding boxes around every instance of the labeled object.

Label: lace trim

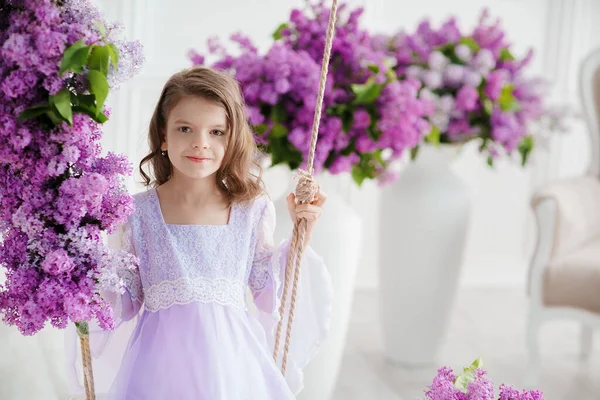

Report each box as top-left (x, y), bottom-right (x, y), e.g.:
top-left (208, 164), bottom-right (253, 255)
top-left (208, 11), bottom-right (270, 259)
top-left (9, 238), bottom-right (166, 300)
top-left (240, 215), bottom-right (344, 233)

top-left (120, 268), bottom-right (143, 303)
top-left (144, 276), bottom-right (248, 312)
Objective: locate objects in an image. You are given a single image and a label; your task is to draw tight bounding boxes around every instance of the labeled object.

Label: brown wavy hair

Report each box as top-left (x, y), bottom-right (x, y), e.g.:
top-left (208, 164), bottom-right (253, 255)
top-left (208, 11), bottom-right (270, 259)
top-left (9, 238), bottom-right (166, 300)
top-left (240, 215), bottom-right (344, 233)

top-left (139, 66), bottom-right (265, 204)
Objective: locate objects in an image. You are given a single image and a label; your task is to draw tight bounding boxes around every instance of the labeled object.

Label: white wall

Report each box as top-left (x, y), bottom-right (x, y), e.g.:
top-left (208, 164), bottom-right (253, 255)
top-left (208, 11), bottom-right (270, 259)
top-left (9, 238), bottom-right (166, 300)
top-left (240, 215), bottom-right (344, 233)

top-left (96, 0), bottom-right (597, 289)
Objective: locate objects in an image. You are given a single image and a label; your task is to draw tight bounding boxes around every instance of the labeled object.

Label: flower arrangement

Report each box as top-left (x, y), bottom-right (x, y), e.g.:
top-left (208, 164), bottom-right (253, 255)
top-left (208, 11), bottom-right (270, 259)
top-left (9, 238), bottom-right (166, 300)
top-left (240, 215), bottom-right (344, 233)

top-left (189, 0), bottom-right (433, 186)
top-left (0, 0), bottom-right (144, 337)
top-left (377, 9), bottom-right (549, 166)
top-left (422, 358), bottom-right (543, 400)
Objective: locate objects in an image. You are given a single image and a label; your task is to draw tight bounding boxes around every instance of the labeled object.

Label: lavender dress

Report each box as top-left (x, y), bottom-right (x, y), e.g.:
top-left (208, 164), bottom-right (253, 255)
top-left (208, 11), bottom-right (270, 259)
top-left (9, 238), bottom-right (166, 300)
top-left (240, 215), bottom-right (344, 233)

top-left (101, 187), bottom-right (332, 399)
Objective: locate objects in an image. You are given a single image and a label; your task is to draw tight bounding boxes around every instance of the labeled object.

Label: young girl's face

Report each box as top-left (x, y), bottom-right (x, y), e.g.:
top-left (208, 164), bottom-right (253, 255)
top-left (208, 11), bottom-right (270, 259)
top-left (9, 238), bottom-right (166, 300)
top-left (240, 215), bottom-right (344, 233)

top-left (162, 95), bottom-right (229, 182)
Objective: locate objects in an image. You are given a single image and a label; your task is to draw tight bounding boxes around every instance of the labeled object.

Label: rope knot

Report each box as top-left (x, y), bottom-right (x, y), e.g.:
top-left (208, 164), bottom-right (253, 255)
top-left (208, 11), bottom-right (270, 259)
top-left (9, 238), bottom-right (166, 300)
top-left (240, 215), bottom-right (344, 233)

top-left (293, 169), bottom-right (319, 204)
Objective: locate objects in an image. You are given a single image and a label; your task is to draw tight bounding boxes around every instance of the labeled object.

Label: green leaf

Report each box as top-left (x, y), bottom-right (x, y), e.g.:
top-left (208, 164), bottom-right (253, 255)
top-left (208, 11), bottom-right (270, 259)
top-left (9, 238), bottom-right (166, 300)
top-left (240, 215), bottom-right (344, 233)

top-left (253, 123), bottom-right (268, 135)
top-left (59, 39), bottom-right (88, 76)
top-left (88, 45), bottom-right (110, 76)
top-left (72, 105), bottom-right (108, 123)
top-left (367, 127), bottom-right (382, 141)
top-left (340, 139), bottom-right (355, 156)
top-left (87, 70), bottom-right (109, 116)
top-left (385, 67), bottom-right (396, 81)
top-left (94, 21), bottom-right (107, 37)
top-left (487, 156), bottom-right (494, 167)
top-left (410, 146), bottom-right (419, 161)
top-left (483, 98), bottom-right (494, 115)
top-left (350, 154), bottom-right (378, 186)
top-left (425, 125), bottom-right (441, 145)
top-left (499, 48), bottom-right (515, 62)
top-left (270, 123), bottom-right (288, 138)
top-left (479, 137), bottom-right (489, 152)
top-left (72, 46), bottom-right (92, 74)
top-left (46, 109), bottom-right (63, 125)
top-left (267, 136), bottom-right (302, 169)
top-left (341, 108), bottom-right (353, 133)
top-left (518, 135), bottom-right (534, 166)
top-left (437, 43), bottom-right (455, 57)
top-left (270, 103), bottom-right (287, 124)
top-left (351, 164), bottom-right (367, 186)
top-left (77, 94), bottom-right (97, 108)
top-left (50, 88), bottom-right (73, 125)
top-left (498, 84), bottom-right (521, 112)
top-left (272, 23), bottom-right (288, 40)
top-left (107, 43), bottom-right (120, 72)
top-left (373, 149), bottom-right (385, 166)
top-left (454, 357), bottom-right (483, 393)
top-left (17, 103), bottom-right (51, 120)
top-left (367, 64), bottom-right (380, 74)
top-left (459, 37), bottom-right (480, 53)
top-left (75, 321), bottom-right (89, 336)
top-left (351, 79), bottom-right (384, 105)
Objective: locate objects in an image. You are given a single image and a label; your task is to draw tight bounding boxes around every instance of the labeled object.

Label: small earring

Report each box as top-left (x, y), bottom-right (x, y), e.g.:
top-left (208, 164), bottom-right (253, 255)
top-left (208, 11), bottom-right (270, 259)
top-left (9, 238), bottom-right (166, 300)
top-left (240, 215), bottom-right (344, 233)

top-left (161, 150), bottom-right (167, 156)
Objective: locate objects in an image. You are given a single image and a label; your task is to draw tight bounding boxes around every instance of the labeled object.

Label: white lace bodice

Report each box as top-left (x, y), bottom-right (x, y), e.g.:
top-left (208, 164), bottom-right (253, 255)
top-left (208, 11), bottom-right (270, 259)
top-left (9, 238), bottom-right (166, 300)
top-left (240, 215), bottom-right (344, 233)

top-left (115, 187), bottom-right (278, 313)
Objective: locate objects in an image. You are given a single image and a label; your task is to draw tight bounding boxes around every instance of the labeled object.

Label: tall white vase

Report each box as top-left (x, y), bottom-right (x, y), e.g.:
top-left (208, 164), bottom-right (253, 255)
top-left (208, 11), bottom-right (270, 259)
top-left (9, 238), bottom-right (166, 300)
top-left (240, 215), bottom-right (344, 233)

top-left (271, 171), bottom-right (362, 400)
top-left (378, 145), bottom-right (471, 367)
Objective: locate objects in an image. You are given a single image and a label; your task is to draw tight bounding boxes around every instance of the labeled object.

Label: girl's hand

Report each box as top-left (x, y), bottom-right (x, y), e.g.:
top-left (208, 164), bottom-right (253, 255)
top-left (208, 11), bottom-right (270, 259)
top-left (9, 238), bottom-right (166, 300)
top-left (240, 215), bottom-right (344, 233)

top-left (286, 189), bottom-right (327, 245)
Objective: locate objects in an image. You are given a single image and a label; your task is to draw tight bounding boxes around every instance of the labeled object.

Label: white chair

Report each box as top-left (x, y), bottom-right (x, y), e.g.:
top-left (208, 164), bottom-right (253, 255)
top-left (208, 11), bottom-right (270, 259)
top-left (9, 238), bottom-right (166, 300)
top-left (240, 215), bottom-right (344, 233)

top-left (527, 47), bottom-right (600, 384)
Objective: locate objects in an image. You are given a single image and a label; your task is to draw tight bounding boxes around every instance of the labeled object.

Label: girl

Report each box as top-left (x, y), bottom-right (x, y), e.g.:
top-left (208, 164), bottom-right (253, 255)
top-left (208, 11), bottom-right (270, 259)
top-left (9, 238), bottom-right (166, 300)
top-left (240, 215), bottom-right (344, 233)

top-left (102, 66), bottom-right (333, 399)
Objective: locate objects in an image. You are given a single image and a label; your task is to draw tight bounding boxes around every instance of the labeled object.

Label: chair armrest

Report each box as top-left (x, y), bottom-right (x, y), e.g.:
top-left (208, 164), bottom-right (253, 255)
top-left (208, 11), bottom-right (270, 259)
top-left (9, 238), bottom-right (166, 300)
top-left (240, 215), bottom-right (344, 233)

top-left (531, 175), bottom-right (600, 260)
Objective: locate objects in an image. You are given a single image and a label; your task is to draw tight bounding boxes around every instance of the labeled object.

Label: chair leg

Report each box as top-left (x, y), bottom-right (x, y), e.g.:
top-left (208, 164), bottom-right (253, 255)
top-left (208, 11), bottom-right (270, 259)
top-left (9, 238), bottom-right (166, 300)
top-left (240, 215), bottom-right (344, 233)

top-left (580, 324), bottom-right (593, 361)
top-left (524, 314), bottom-right (541, 388)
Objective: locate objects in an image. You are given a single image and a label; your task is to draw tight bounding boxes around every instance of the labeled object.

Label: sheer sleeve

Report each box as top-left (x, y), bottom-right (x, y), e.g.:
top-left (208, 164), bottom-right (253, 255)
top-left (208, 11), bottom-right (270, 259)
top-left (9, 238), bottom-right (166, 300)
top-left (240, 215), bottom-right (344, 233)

top-left (248, 198), bottom-right (333, 395)
top-left (104, 220), bottom-right (144, 323)
top-left (66, 218), bottom-right (144, 398)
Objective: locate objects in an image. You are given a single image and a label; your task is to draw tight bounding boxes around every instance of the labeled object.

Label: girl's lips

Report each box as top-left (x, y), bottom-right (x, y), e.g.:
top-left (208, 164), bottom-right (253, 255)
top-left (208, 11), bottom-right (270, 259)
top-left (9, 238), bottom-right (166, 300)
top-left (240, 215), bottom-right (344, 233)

top-left (186, 156), bottom-right (211, 163)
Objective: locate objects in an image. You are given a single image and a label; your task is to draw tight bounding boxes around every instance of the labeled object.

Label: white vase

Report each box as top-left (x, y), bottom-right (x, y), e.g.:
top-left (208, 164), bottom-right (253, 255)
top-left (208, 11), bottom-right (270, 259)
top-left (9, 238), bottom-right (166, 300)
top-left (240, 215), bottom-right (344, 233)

top-left (378, 144), bottom-right (471, 367)
top-left (271, 170), bottom-right (362, 400)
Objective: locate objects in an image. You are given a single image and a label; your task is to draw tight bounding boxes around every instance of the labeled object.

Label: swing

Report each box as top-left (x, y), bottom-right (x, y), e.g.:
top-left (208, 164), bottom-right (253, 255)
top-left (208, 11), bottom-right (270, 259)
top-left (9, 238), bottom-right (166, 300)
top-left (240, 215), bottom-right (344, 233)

top-left (272, 0), bottom-right (339, 376)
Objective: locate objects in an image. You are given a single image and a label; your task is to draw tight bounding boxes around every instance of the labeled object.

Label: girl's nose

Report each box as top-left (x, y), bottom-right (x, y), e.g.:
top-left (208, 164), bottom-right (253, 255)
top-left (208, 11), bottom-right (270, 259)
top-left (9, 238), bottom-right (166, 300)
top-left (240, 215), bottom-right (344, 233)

top-left (192, 132), bottom-right (210, 149)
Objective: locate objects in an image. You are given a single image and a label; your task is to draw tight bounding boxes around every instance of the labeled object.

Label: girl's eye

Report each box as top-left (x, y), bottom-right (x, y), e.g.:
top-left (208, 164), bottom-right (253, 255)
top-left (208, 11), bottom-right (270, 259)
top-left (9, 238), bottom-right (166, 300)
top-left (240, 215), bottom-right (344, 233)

top-left (212, 129), bottom-right (225, 136)
top-left (178, 126), bottom-right (191, 133)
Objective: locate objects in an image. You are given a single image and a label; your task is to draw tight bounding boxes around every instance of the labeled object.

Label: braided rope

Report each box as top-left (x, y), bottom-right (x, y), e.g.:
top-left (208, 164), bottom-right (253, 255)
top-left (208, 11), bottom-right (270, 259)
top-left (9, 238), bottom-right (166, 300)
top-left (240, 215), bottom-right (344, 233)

top-left (272, 0), bottom-right (339, 376)
top-left (78, 331), bottom-right (96, 400)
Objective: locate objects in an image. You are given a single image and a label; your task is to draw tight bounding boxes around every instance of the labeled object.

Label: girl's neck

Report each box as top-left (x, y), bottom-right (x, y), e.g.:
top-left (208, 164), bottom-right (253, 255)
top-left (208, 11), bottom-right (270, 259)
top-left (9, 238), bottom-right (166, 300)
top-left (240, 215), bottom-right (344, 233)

top-left (161, 173), bottom-right (223, 206)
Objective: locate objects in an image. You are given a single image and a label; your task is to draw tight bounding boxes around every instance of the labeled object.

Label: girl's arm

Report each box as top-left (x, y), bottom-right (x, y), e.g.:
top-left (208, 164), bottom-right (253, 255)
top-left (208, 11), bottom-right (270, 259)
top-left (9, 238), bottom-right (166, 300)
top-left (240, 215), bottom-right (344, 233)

top-left (105, 220), bottom-right (144, 323)
top-left (248, 197), bottom-right (333, 395)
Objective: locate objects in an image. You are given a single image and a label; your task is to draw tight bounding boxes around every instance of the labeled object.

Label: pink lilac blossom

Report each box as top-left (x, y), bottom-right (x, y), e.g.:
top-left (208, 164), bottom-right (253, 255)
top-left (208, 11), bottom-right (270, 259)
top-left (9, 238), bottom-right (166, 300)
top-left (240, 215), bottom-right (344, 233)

top-left (383, 7), bottom-right (552, 164)
top-left (423, 363), bottom-right (544, 400)
top-left (0, 0), bottom-right (143, 335)
top-left (189, 0), bottom-right (432, 185)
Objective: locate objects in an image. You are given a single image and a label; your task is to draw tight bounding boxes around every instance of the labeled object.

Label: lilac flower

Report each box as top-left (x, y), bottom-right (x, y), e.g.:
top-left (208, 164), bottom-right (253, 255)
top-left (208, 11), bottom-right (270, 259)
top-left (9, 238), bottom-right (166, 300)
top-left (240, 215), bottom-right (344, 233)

top-left (498, 384), bottom-right (544, 400)
top-left (472, 48), bottom-right (496, 74)
top-left (423, 360), bottom-right (544, 400)
top-left (328, 154), bottom-right (359, 174)
top-left (353, 109), bottom-right (371, 130)
top-left (463, 69), bottom-right (483, 87)
top-left (444, 64), bottom-right (465, 86)
top-left (456, 86), bottom-right (479, 112)
top-left (41, 249), bottom-right (76, 275)
top-left (0, 0), bottom-right (143, 336)
top-left (484, 70), bottom-right (506, 100)
top-left (382, 7), bottom-right (555, 165)
top-left (428, 51), bottom-right (449, 71)
top-left (422, 70), bottom-right (443, 89)
top-left (455, 44), bottom-right (473, 62)
top-left (190, 0), bottom-right (431, 184)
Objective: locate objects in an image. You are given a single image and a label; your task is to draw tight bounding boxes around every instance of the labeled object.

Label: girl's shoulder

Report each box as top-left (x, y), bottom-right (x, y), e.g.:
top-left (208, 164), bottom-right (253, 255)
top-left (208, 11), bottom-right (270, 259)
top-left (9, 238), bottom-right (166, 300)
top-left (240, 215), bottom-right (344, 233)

top-left (245, 190), bottom-right (273, 208)
top-left (234, 191), bottom-right (274, 220)
top-left (124, 187), bottom-right (157, 224)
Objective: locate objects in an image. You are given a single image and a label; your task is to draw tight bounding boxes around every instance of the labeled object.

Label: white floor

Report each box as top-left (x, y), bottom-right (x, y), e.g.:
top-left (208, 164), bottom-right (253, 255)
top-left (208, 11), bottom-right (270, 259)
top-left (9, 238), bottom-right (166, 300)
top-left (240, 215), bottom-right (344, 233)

top-left (1, 286), bottom-right (598, 399)
top-left (331, 287), bottom-right (600, 400)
